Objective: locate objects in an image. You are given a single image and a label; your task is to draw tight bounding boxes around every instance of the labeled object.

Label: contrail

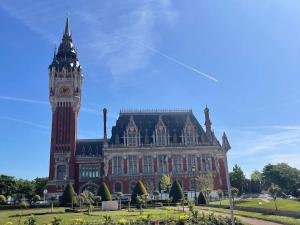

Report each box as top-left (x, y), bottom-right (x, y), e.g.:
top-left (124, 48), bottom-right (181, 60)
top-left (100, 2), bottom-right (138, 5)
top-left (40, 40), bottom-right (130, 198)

top-left (0, 95), bottom-right (48, 105)
top-left (141, 43), bottom-right (218, 82)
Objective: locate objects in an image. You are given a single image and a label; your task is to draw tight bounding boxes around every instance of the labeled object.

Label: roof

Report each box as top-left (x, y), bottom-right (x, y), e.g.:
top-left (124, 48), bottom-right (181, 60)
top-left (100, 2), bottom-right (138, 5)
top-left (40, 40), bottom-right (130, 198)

top-left (76, 139), bottom-right (103, 156)
top-left (109, 110), bottom-right (213, 145)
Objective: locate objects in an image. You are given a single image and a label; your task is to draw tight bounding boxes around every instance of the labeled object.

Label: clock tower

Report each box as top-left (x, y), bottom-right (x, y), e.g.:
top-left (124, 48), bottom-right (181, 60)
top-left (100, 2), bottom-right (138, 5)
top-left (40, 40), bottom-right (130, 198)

top-left (47, 17), bottom-right (83, 194)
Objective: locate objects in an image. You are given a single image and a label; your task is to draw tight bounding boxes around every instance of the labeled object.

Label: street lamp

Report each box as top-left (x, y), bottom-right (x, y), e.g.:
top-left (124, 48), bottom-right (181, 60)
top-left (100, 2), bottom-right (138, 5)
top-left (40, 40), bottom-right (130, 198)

top-left (191, 164), bottom-right (197, 203)
top-left (43, 189), bottom-right (48, 203)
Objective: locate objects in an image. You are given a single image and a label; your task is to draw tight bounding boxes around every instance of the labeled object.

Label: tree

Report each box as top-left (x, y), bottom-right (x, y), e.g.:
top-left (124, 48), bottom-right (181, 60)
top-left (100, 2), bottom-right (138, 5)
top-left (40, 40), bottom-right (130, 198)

top-left (197, 191), bottom-right (206, 205)
top-left (61, 183), bottom-right (77, 207)
top-left (98, 182), bottom-right (112, 201)
top-left (116, 192), bottom-right (123, 209)
top-left (217, 190), bottom-right (223, 205)
top-left (0, 175), bottom-right (17, 196)
top-left (49, 196), bottom-right (57, 212)
top-left (94, 195), bottom-right (101, 208)
top-left (169, 180), bottom-right (184, 203)
top-left (159, 174), bottom-right (171, 196)
top-left (0, 195), bottom-right (6, 204)
top-left (136, 193), bottom-right (150, 214)
top-left (33, 177), bottom-right (48, 197)
top-left (131, 180), bottom-right (147, 204)
top-left (196, 173), bottom-right (214, 200)
top-left (153, 190), bottom-right (160, 201)
top-left (263, 163), bottom-right (300, 196)
top-left (231, 187), bottom-right (239, 206)
top-left (250, 170), bottom-right (263, 193)
top-left (268, 183), bottom-right (280, 211)
top-left (16, 179), bottom-right (35, 201)
top-left (229, 165), bottom-right (246, 194)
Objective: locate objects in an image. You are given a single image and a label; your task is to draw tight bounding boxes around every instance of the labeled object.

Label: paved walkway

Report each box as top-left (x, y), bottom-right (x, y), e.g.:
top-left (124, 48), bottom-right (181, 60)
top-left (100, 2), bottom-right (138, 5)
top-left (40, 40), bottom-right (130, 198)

top-left (199, 209), bottom-right (284, 225)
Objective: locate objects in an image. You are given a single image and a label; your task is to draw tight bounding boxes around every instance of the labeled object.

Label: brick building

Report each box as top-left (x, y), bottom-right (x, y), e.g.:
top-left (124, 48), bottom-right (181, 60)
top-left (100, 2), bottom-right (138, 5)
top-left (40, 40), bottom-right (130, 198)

top-left (47, 18), bottom-right (231, 197)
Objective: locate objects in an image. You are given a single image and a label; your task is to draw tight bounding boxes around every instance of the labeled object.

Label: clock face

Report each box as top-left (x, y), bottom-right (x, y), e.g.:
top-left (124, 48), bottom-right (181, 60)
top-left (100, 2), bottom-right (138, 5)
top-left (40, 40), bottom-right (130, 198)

top-left (59, 86), bottom-right (71, 96)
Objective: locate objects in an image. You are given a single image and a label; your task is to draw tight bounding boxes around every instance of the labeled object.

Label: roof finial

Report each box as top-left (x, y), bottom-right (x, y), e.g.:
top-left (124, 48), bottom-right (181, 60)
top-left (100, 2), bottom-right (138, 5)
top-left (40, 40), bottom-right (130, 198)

top-left (64, 16), bottom-right (71, 36)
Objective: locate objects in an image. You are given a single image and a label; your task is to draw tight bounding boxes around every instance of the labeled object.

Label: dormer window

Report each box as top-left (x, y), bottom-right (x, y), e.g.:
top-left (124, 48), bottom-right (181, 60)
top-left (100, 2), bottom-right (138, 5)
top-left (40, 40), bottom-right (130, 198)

top-left (125, 116), bottom-right (139, 147)
top-left (155, 116), bottom-right (168, 146)
top-left (183, 116), bottom-right (196, 145)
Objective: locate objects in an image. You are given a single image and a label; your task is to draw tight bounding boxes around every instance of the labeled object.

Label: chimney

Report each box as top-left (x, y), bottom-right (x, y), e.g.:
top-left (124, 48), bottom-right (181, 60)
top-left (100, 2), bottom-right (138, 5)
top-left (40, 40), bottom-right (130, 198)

top-left (103, 108), bottom-right (108, 145)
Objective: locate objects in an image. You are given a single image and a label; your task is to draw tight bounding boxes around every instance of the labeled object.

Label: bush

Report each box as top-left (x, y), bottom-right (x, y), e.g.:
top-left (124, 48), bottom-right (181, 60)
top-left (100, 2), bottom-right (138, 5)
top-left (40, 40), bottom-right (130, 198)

top-left (197, 191), bottom-right (207, 205)
top-left (0, 195), bottom-right (6, 204)
top-left (19, 201), bottom-right (29, 209)
top-left (169, 180), bottom-right (184, 203)
top-left (32, 194), bottom-right (41, 202)
top-left (131, 180), bottom-right (147, 204)
top-left (98, 182), bottom-right (112, 201)
top-left (61, 183), bottom-right (77, 207)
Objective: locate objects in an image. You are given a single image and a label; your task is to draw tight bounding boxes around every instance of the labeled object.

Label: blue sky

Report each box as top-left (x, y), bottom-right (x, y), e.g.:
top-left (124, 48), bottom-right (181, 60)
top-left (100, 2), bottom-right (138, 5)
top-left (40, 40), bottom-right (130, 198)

top-left (0, 0), bottom-right (300, 179)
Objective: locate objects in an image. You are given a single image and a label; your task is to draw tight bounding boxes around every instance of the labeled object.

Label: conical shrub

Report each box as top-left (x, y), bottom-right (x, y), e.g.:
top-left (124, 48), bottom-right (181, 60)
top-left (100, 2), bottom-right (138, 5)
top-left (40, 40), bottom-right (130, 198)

top-left (131, 180), bottom-right (147, 204)
top-left (197, 191), bottom-right (207, 205)
top-left (61, 183), bottom-right (77, 206)
top-left (169, 180), bottom-right (184, 203)
top-left (98, 182), bottom-right (112, 201)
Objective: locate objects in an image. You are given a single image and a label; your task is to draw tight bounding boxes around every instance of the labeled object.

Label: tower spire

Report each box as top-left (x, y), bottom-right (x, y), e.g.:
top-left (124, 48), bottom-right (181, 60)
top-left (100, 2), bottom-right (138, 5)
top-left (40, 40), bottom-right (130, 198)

top-left (64, 17), bottom-right (71, 37)
top-left (204, 105), bottom-right (212, 132)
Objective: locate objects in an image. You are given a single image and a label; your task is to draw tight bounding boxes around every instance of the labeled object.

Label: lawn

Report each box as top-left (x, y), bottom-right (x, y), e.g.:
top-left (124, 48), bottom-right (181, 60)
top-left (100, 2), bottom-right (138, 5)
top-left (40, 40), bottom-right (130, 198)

top-left (198, 206), bottom-right (300, 225)
top-left (0, 207), bottom-right (192, 225)
top-left (211, 198), bottom-right (300, 212)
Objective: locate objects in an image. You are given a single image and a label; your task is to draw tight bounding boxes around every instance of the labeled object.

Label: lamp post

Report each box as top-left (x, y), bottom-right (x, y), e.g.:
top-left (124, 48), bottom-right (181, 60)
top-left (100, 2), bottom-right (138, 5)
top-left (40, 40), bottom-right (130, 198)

top-left (191, 164), bottom-right (197, 203)
top-left (43, 189), bottom-right (48, 203)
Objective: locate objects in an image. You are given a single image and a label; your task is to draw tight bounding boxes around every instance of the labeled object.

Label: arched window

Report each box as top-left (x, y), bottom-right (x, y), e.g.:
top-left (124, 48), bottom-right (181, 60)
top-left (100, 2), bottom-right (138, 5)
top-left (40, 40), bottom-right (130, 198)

top-left (184, 116), bottom-right (196, 145)
top-left (56, 165), bottom-right (66, 180)
top-left (114, 182), bottom-right (122, 193)
top-left (126, 116), bottom-right (138, 147)
top-left (155, 116), bottom-right (167, 146)
top-left (129, 181), bottom-right (137, 192)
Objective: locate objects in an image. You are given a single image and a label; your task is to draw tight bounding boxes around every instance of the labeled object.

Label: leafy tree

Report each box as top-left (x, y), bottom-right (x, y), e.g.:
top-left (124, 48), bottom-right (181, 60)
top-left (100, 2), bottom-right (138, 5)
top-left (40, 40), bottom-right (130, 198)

top-left (94, 195), bottom-right (101, 207)
top-left (33, 177), bottom-right (48, 197)
top-left (229, 165), bottom-right (246, 194)
top-left (17, 179), bottom-right (35, 200)
top-left (268, 183), bottom-right (280, 211)
top-left (136, 193), bottom-right (150, 213)
top-left (116, 192), bottom-right (123, 209)
top-left (131, 180), bottom-right (147, 204)
top-left (196, 173), bottom-right (214, 200)
top-left (0, 175), bottom-right (17, 196)
top-left (263, 163), bottom-right (300, 196)
top-left (0, 194), bottom-right (6, 204)
top-left (61, 183), bottom-right (77, 207)
top-left (250, 170), bottom-right (263, 193)
top-left (169, 180), bottom-right (184, 203)
top-left (217, 190), bottom-right (223, 205)
top-left (231, 187), bottom-right (239, 206)
top-left (98, 182), bottom-right (112, 201)
top-left (197, 191), bottom-right (206, 205)
top-left (159, 174), bottom-right (171, 194)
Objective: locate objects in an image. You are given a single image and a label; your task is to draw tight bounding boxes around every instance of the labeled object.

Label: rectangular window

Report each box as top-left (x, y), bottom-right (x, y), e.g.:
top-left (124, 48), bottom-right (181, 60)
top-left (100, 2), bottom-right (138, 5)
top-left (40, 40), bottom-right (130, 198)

top-left (187, 155), bottom-right (196, 172)
top-left (113, 156), bottom-right (123, 175)
top-left (79, 165), bottom-right (100, 178)
top-left (202, 154), bottom-right (210, 171)
top-left (172, 155), bottom-right (181, 173)
top-left (128, 155), bottom-right (138, 174)
top-left (143, 156), bottom-right (152, 173)
top-left (127, 132), bottom-right (137, 147)
top-left (158, 155), bottom-right (168, 173)
top-left (186, 132), bottom-right (194, 145)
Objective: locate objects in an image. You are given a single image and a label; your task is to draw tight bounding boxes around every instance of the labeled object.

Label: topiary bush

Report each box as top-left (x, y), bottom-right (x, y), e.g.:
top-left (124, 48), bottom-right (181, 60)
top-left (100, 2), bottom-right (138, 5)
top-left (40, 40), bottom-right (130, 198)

top-left (0, 195), bottom-right (6, 204)
top-left (169, 180), bottom-right (184, 203)
top-left (98, 182), bottom-right (112, 201)
top-left (197, 191), bottom-right (207, 205)
top-left (60, 183), bottom-right (77, 207)
top-left (32, 194), bottom-right (41, 202)
top-left (131, 180), bottom-right (147, 204)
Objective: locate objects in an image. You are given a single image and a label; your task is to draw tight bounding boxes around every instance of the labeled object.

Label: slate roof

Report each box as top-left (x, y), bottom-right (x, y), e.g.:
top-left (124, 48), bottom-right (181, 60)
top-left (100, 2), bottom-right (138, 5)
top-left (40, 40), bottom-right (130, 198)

top-left (109, 110), bottom-right (213, 145)
top-left (76, 139), bottom-right (103, 156)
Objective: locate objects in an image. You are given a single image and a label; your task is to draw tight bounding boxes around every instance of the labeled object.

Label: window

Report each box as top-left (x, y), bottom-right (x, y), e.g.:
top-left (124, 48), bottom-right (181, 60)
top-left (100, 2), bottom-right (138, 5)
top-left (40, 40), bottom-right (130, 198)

top-left (202, 154), bottom-right (211, 171)
top-left (79, 165), bottom-right (100, 178)
top-left (143, 156), bottom-right (152, 173)
top-left (128, 155), bottom-right (138, 174)
top-left (187, 155), bottom-right (196, 172)
top-left (158, 155), bottom-right (168, 173)
top-left (127, 130), bottom-right (137, 147)
top-left (190, 179), bottom-right (197, 190)
top-left (113, 156), bottom-right (123, 175)
top-left (129, 181), bottom-right (137, 192)
top-left (185, 129), bottom-right (194, 145)
top-left (155, 117), bottom-right (167, 146)
top-left (172, 155), bottom-right (181, 173)
top-left (114, 182), bottom-right (122, 193)
top-left (56, 165), bottom-right (66, 180)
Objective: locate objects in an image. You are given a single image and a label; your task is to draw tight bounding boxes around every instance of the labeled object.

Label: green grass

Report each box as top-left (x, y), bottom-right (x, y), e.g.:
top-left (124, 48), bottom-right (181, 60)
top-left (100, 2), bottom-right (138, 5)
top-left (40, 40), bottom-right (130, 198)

top-left (0, 207), bottom-right (191, 225)
top-left (211, 198), bottom-right (300, 212)
top-left (199, 206), bottom-right (300, 225)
